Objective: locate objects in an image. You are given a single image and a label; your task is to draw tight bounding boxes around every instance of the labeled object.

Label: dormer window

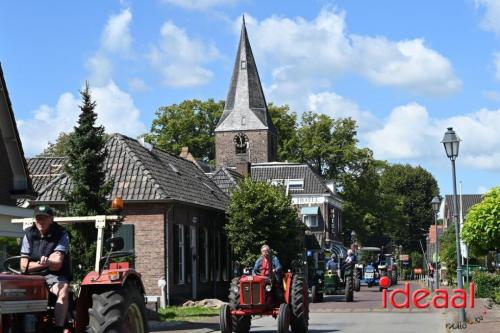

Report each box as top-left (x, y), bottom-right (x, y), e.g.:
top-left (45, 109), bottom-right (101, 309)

top-left (241, 116), bottom-right (246, 125)
top-left (233, 132), bottom-right (248, 155)
top-left (240, 60), bottom-right (247, 69)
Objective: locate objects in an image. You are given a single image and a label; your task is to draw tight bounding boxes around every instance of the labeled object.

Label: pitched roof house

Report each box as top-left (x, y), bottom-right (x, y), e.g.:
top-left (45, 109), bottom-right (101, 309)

top-left (443, 194), bottom-right (483, 229)
top-left (0, 63), bottom-right (34, 240)
top-left (26, 134), bottom-right (230, 302)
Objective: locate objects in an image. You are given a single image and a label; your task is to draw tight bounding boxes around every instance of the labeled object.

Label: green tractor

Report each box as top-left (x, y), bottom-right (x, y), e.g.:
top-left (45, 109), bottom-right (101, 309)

top-left (322, 261), bottom-right (355, 302)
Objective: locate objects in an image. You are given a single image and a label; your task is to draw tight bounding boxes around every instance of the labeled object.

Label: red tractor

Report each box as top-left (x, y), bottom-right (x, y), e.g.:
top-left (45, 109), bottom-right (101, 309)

top-left (0, 199), bottom-right (148, 333)
top-left (219, 265), bottom-right (309, 333)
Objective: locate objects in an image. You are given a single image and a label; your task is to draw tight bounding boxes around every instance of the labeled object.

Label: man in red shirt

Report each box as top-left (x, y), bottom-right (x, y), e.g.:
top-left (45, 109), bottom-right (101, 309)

top-left (252, 244), bottom-right (282, 276)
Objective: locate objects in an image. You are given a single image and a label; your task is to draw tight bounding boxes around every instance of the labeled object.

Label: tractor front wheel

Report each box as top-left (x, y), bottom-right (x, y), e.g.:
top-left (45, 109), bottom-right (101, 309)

top-left (87, 282), bottom-right (148, 333)
top-left (220, 304), bottom-right (232, 333)
top-left (290, 274), bottom-right (309, 333)
top-left (354, 278), bottom-right (360, 292)
top-left (277, 303), bottom-right (290, 333)
top-left (345, 276), bottom-right (354, 302)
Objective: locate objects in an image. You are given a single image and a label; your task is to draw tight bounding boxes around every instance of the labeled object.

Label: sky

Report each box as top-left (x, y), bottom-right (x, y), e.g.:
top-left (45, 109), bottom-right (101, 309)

top-left (1, 0), bottom-right (499, 196)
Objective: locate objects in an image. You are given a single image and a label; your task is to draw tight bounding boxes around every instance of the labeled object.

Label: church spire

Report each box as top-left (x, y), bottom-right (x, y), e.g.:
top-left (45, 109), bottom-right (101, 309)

top-left (215, 16), bottom-right (275, 133)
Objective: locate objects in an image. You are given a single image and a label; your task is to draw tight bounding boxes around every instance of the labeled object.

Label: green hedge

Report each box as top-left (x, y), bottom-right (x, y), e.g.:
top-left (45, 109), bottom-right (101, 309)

top-left (473, 271), bottom-right (500, 300)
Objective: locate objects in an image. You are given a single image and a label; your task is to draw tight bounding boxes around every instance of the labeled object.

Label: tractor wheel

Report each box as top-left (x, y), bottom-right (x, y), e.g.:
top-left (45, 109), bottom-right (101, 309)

top-left (220, 304), bottom-right (232, 333)
top-left (87, 282), bottom-right (148, 333)
top-left (228, 277), bottom-right (251, 333)
top-left (345, 276), bottom-right (354, 302)
top-left (290, 274), bottom-right (309, 333)
top-left (354, 278), bottom-right (361, 292)
top-left (277, 303), bottom-right (290, 333)
top-left (311, 286), bottom-right (317, 303)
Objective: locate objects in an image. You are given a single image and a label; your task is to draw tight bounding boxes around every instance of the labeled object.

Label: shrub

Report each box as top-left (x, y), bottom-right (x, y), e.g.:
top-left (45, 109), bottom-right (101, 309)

top-left (473, 271), bottom-right (500, 299)
top-left (495, 288), bottom-right (500, 304)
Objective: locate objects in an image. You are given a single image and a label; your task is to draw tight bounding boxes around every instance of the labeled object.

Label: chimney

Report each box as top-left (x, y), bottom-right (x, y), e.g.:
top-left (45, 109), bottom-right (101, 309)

top-left (235, 161), bottom-right (251, 177)
top-left (180, 147), bottom-right (189, 158)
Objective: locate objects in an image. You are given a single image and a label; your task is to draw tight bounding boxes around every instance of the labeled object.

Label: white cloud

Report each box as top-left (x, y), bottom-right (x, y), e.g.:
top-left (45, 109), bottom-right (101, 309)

top-left (86, 53), bottom-right (113, 86)
top-left (128, 77), bottom-right (149, 92)
top-left (364, 103), bottom-right (500, 171)
top-left (242, 9), bottom-right (461, 101)
top-left (475, 0), bottom-right (500, 36)
top-left (18, 82), bottom-right (146, 156)
top-left (307, 92), bottom-right (380, 131)
top-left (148, 21), bottom-right (219, 87)
top-left (161, 0), bottom-right (238, 10)
top-left (101, 8), bottom-right (132, 53)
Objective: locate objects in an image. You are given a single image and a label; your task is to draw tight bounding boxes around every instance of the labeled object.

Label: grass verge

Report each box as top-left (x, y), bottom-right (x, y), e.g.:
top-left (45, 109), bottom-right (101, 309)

top-left (158, 306), bottom-right (219, 321)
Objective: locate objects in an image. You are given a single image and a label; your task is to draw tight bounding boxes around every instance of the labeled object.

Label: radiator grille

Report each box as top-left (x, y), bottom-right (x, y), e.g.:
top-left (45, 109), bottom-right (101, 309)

top-left (241, 282), bottom-right (251, 304)
top-left (251, 283), bottom-right (261, 304)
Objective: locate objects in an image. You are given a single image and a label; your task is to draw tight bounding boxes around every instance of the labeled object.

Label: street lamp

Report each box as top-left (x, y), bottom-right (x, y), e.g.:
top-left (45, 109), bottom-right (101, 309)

top-left (431, 195), bottom-right (442, 290)
top-left (441, 127), bottom-right (466, 323)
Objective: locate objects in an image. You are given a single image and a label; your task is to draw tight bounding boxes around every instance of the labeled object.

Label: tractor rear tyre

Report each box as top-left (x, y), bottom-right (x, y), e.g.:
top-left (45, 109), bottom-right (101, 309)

top-left (277, 303), bottom-right (290, 333)
top-left (228, 277), bottom-right (251, 333)
top-left (354, 278), bottom-right (361, 292)
top-left (345, 276), bottom-right (354, 302)
top-left (290, 274), bottom-right (309, 333)
top-left (87, 282), bottom-right (148, 333)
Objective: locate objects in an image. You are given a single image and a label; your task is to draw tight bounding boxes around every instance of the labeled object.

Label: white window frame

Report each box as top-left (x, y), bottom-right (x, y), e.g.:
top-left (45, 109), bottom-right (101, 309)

top-left (287, 179), bottom-right (304, 191)
top-left (203, 228), bottom-right (209, 282)
top-left (303, 214), bottom-right (318, 228)
top-left (178, 225), bottom-right (185, 284)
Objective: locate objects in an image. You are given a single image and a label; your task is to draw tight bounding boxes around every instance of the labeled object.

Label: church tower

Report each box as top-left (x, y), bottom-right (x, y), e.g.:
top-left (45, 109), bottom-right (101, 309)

top-left (215, 17), bottom-right (277, 167)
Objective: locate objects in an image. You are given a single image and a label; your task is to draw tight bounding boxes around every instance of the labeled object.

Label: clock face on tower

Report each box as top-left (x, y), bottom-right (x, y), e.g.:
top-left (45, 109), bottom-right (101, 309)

top-left (233, 133), bottom-right (248, 154)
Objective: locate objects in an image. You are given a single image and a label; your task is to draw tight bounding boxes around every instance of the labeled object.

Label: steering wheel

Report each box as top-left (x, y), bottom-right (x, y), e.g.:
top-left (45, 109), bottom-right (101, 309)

top-left (3, 256), bottom-right (49, 275)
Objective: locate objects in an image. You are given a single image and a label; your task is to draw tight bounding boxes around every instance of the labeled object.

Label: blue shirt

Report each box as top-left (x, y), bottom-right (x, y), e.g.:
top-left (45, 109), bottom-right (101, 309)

top-left (253, 256), bottom-right (282, 276)
top-left (20, 229), bottom-right (70, 256)
top-left (326, 259), bottom-right (338, 270)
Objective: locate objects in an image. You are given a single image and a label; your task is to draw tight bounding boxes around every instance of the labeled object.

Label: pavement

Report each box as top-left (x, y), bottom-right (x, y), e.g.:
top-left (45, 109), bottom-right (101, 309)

top-left (149, 281), bottom-right (500, 333)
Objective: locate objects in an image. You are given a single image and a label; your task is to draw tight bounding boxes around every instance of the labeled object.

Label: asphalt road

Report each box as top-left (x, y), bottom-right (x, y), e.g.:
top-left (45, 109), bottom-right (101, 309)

top-left (154, 281), bottom-right (448, 333)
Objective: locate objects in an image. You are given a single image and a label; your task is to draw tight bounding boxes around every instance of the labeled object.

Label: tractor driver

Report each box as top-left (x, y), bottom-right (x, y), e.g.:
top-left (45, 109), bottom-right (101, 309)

top-left (253, 244), bottom-right (282, 277)
top-left (20, 205), bottom-right (71, 333)
top-left (326, 253), bottom-right (338, 271)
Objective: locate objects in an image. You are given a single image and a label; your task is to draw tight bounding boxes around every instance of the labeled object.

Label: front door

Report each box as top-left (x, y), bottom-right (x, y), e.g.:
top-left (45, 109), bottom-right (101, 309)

top-left (191, 226), bottom-right (197, 299)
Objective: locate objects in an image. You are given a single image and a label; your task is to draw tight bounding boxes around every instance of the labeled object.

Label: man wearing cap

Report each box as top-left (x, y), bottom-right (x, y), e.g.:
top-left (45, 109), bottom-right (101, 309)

top-left (20, 205), bottom-right (71, 333)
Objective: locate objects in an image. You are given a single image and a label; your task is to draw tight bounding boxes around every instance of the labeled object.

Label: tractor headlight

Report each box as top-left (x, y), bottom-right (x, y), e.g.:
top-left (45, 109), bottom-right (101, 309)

top-left (232, 285), bottom-right (240, 293)
top-left (265, 284), bottom-right (272, 292)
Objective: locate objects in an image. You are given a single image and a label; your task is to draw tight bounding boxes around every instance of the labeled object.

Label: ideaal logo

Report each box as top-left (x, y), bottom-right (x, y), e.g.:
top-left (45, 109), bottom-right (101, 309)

top-left (379, 277), bottom-right (475, 309)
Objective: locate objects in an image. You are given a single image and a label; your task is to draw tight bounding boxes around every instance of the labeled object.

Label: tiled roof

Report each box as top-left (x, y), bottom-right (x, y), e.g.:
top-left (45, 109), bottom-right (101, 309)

top-left (209, 167), bottom-right (244, 195)
top-left (250, 162), bottom-right (337, 196)
top-left (215, 18), bottom-right (276, 133)
top-left (27, 157), bottom-right (66, 193)
top-left (445, 194), bottom-right (483, 219)
top-left (27, 134), bottom-right (228, 211)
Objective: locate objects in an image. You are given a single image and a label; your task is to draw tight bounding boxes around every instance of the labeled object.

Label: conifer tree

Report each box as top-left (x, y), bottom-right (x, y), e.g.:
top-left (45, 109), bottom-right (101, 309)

top-left (63, 82), bottom-right (113, 279)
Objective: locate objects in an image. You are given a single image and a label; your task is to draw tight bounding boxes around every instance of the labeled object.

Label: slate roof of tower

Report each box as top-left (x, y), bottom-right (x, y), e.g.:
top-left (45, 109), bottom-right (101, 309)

top-left (215, 17), bottom-right (276, 133)
top-left (25, 134), bottom-right (228, 211)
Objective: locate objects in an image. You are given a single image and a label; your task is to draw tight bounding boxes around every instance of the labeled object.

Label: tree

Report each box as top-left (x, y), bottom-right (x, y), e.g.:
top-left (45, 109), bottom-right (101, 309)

top-left (268, 103), bottom-right (299, 161)
top-left (63, 83), bottom-right (113, 279)
top-left (440, 226), bottom-right (457, 284)
top-left (462, 187), bottom-right (500, 254)
top-left (295, 112), bottom-right (359, 184)
top-left (380, 164), bottom-right (439, 251)
top-left (38, 132), bottom-right (73, 157)
top-left (143, 99), bottom-right (224, 163)
top-left (225, 178), bottom-right (305, 268)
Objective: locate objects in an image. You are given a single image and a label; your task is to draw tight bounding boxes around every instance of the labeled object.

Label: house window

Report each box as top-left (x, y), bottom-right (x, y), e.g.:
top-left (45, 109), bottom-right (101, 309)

top-left (174, 225), bottom-right (185, 284)
top-left (270, 179), bottom-right (285, 186)
top-left (288, 179), bottom-right (304, 191)
top-left (303, 215), bottom-right (318, 228)
top-left (241, 60), bottom-right (247, 69)
top-left (241, 116), bottom-right (246, 125)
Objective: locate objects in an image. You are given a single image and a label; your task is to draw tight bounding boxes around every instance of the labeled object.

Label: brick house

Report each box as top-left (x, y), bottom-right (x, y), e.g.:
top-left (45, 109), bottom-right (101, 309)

top-left (25, 134), bottom-right (230, 303)
top-left (0, 63), bottom-right (34, 250)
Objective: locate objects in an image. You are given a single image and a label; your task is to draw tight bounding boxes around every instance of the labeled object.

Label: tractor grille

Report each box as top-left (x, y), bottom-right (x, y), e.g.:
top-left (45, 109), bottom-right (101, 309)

top-left (0, 300), bottom-right (47, 314)
top-left (252, 283), bottom-right (261, 304)
top-left (241, 281), bottom-right (262, 305)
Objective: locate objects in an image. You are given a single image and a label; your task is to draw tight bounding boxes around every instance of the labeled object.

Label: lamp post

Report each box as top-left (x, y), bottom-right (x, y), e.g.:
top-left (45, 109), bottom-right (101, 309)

top-left (431, 195), bottom-right (442, 290)
top-left (441, 127), bottom-right (466, 323)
